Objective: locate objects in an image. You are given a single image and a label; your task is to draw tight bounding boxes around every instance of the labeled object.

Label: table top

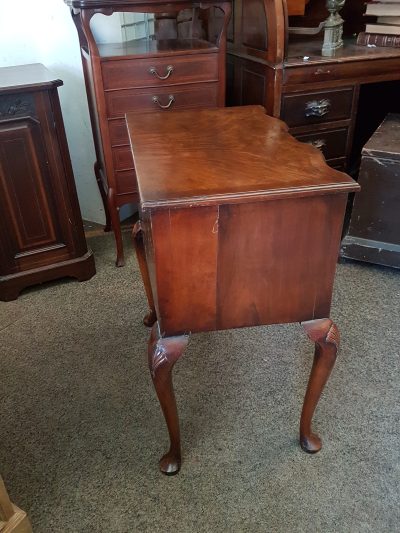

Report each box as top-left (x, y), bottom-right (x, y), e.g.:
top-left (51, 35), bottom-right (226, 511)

top-left (0, 64), bottom-right (62, 94)
top-left (127, 106), bottom-right (359, 209)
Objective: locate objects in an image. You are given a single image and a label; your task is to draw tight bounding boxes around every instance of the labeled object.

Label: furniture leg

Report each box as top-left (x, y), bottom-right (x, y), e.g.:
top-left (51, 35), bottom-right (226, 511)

top-left (300, 318), bottom-right (340, 453)
top-left (94, 162), bottom-right (111, 233)
top-left (132, 221), bottom-right (157, 327)
top-left (148, 323), bottom-right (189, 475)
top-left (0, 476), bottom-right (32, 533)
top-left (107, 187), bottom-right (124, 267)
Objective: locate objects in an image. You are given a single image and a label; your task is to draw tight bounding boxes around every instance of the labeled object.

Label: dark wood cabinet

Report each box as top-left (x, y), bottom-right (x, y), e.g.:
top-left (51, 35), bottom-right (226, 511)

top-left (66, 0), bottom-right (231, 266)
top-left (0, 64), bottom-right (95, 301)
top-left (227, 0), bottom-right (400, 173)
top-left (341, 114), bottom-right (400, 268)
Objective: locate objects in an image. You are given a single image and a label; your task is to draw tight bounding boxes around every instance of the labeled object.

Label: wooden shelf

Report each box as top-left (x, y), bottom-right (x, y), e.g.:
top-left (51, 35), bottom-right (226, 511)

top-left (95, 38), bottom-right (219, 60)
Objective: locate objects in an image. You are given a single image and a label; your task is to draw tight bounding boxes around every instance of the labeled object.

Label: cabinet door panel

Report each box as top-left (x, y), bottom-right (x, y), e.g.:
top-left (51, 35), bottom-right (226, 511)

top-left (0, 117), bottom-right (68, 272)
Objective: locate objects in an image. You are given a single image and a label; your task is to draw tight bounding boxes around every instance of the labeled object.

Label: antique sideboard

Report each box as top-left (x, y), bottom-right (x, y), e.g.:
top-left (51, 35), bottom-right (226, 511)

top-left (66, 0), bottom-right (231, 266)
top-left (227, 0), bottom-right (400, 174)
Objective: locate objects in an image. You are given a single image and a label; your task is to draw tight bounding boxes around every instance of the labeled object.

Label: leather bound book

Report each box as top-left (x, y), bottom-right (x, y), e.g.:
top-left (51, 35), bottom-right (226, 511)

top-left (357, 31), bottom-right (400, 47)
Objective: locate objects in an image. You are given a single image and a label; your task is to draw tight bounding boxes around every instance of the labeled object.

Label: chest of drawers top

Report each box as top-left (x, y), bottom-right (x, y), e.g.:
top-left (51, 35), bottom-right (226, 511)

top-left (0, 63), bottom-right (62, 95)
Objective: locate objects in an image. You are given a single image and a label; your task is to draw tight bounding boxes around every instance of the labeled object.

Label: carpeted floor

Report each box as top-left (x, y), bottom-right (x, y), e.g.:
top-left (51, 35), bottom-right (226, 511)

top-left (1, 233), bottom-right (399, 533)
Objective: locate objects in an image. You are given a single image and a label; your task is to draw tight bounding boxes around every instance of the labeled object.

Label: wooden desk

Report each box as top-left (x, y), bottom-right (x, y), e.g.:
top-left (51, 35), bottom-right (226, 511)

top-left (226, 1), bottom-right (400, 174)
top-left (127, 106), bottom-right (359, 475)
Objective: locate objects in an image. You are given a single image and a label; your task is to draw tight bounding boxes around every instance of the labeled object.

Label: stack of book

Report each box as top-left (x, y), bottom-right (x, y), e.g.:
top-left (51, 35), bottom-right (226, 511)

top-left (357, 1), bottom-right (400, 48)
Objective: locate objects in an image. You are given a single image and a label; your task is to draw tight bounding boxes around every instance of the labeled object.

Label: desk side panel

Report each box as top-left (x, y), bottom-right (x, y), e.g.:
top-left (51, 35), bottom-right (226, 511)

top-left (216, 195), bottom-right (347, 329)
top-left (149, 206), bottom-right (219, 336)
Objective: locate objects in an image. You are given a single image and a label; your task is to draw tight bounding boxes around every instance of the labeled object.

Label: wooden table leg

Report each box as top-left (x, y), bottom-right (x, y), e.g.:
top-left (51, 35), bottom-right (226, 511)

top-left (148, 323), bottom-right (189, 475)
top-left (132, 221), bottom-right (157, 327)
top-left (107, 187), bottom-right (125, 267)
top-left (0, 476), bottom-right (32, 533)
top-left (300, 318), bottom-right (340, 453)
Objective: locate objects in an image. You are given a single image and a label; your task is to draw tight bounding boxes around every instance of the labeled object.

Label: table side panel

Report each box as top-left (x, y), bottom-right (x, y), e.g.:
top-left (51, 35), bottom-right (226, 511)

top-left (216, 195), bottom-right (347, 329)
top-left (149, 206), bottom-right (219, 335)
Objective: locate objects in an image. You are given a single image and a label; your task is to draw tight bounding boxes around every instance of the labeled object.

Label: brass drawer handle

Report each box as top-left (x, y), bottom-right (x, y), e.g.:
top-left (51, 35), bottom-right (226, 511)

top-left (305, 99), bottom-right (331, 117)
top-left (152, 95), bottom-right (175, 110)
top-left (307, 139), bottom-right (326, 150)
top-left (149, 65), bottom-right (174, 80)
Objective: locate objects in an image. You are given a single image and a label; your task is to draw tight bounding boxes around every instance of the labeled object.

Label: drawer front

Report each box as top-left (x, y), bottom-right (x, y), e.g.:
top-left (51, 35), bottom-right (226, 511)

top-left (115, 169), bottom-right (137, 196)
top-left (281, 88), bottom-right (354, 128)
top-left (109, 119), bottom-right (129, 147)
top-left (102, 53), bottom-right (219, 91)
top-left (106, 83), bottom-right (219, 118)
top-left (294, 127), bottom-right (349, 161)
top-left (284, 57), bottom-right (400, 85)
top-left (112, 146), bottom-right (134, 171)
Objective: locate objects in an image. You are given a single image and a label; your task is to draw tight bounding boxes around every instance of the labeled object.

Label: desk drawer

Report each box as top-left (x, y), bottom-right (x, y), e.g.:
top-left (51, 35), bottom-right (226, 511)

top-left (106, 83), bottom-right (219, 118)
top-left (294, 127), bottom-right (349, 161)
top-left (102, 53), bottom-right (219, 90)
top-left (284, 58), bottom-right (400, 85)
top-left (281, 87), bottom-right (354, 128)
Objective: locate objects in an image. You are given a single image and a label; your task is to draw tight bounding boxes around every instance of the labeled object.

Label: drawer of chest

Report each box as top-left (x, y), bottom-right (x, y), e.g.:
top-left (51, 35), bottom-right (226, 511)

top-left (109, 119), bottom-right (129, 147)
top-left (115, 169), bottom-right (137, 196)
top-left (102, 53), bottom-right (219, 91)
top-left (112, 146), bottom-right (134, 171)
top-left (106, 83), bottom-right (219, 118)
top-left (294, 127), bottom-right (349, 161)
top-left (281, 87), bottom-right (354, 128)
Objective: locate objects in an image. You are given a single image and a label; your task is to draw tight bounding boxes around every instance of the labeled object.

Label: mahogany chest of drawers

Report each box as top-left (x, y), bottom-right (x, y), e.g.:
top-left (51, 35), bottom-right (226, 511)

top-left (0, 64), bottom-right (95, 301)
top-left (66, 0), bottom-right (231, 266)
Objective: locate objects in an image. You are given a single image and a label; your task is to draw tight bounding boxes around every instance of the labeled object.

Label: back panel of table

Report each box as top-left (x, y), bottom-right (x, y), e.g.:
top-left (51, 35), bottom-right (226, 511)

top-left (146, 193), bottom-right (347, 336)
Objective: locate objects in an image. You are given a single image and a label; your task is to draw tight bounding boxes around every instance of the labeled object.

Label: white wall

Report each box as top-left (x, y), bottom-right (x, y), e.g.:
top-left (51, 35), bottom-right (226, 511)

top-left (0, 1), bottom-right (113, 224)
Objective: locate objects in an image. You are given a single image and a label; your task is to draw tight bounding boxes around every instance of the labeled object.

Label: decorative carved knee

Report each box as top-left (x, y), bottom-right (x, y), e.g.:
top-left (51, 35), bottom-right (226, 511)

top-left (300, 318), bottom-right (339, 453)
top-left (148, 324), bottom-right (189, 475)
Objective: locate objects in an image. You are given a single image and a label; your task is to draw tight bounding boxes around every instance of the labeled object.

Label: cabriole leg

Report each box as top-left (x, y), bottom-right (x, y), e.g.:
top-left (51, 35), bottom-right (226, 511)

top-left (148, 323), bottom-right (189, 475)
top-left (107, 187), bottom-right (124, 267)
top-left (132, 221), bottom-right (157, 327)
top-left (300, 318), bottom-right (340, 453)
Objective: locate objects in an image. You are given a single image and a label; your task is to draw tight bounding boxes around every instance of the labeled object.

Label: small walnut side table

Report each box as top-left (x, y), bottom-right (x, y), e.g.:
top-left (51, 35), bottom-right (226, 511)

top-left (127, 106), bottom-right (360, 475)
